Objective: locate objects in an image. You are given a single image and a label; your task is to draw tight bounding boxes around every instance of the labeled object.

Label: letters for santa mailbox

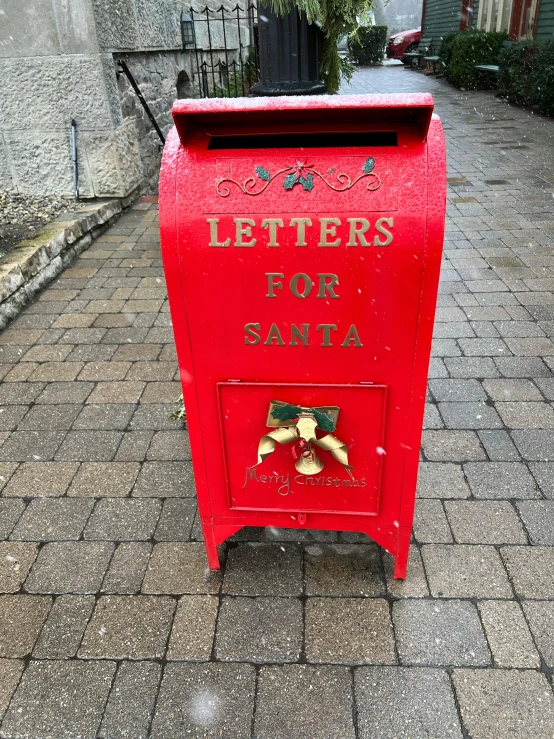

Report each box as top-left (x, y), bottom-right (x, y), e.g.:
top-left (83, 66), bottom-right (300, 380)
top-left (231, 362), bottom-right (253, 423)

top-left (159, 93), bottom-right (445, 579)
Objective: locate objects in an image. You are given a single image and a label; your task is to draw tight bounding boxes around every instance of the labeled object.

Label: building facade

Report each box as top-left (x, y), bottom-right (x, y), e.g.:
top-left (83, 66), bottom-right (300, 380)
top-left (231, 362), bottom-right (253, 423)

top-left (421, 0), bottom-right (553, 44)
top-left (0, 0), bottom-right (254, 198)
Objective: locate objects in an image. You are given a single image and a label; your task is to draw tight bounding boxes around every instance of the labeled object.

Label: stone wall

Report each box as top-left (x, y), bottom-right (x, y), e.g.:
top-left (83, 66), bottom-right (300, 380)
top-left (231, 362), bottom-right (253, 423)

top-left (0, 0), bottom-right (253, 198)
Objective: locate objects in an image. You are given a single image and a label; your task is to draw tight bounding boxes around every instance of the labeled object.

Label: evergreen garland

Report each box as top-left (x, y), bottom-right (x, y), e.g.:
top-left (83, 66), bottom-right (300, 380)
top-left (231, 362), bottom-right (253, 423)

top-left (263, 0), bottom-right (374, 93)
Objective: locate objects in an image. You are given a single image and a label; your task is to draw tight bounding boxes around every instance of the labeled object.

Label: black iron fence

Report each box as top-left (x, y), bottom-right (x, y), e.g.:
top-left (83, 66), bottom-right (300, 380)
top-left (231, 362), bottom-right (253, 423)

top-left (189, 3), bottom-right (259, 98)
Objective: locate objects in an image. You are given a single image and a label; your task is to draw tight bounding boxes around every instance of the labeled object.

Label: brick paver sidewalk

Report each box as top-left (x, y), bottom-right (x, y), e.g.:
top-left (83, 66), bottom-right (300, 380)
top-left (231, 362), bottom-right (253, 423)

top-left (0, 64), bottom-right (553, 738)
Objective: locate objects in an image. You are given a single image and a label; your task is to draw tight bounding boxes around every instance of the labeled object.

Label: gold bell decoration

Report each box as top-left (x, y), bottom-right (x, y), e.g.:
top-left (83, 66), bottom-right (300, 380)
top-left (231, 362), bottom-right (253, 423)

top-left (248, 401), bottom-right (354, 478)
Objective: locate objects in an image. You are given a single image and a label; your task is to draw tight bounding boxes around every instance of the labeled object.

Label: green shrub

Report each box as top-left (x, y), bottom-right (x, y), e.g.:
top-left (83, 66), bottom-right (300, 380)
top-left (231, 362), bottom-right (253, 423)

top-left (438, 31), bottom-right (458, 69)
top-left (446, 31), bottom-right (508, 89)
top-left (531, 40), bottom-right (554, 117)
top-left (498, 40), bottom-right (539, 105)
top-left (348, 26), bottom-right (388, 65)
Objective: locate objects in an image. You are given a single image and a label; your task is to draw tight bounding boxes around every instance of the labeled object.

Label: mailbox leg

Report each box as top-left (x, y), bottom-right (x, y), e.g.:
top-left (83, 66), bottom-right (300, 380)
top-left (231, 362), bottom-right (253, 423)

top-left (202, 522), bottom-right (221, 571)
top-left (393, 528), bottom-right (411, 580)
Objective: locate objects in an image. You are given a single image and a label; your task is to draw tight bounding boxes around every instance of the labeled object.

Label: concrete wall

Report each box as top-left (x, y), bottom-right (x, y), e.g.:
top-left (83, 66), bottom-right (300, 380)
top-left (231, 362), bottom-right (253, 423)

top-left (0, 0), bottom-right (248, 198)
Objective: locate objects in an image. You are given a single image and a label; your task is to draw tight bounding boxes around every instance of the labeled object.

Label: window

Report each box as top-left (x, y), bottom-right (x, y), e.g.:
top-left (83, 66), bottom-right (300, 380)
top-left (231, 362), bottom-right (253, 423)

top-left (476, 0), bottom-right (513, 31)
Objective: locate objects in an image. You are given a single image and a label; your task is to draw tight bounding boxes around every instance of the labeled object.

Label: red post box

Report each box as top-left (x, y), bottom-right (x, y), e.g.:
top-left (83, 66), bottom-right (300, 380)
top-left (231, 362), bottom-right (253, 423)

top-left (159, 94), bottom-right (445, 579)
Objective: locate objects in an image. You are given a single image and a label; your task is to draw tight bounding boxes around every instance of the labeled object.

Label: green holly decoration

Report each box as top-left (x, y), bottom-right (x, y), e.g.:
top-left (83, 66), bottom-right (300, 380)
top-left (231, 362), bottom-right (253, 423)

top-left (271, 404), bottom-right (302, 422)
top-left (283, 173), bottom-right (298, 190)
top-left (256, 166), bottom-right (270, 181)
top-left (312, 409), bottom-right (336, 433)
top-left (363, 157), bottom-right (375, 174)
top-left (298, 173), bottom-right (314, 191)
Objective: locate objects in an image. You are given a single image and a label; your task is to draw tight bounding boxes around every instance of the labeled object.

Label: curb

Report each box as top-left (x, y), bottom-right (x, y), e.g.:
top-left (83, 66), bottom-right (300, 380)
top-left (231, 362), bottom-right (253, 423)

top-left (0, 187), bottom-right (140, 330)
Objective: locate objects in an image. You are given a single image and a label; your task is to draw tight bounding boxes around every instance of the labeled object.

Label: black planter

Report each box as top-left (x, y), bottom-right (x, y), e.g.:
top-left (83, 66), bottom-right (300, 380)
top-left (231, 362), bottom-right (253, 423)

top-left (250, 3), bottom-right (327, 96)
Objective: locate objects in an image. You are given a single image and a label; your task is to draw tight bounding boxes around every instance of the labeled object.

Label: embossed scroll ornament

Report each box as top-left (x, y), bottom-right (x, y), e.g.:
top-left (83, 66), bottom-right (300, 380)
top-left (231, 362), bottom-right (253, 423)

top-left (217, 158), bottom-right (381, 197)
top-left (246, 400), bottom-right (354, 479)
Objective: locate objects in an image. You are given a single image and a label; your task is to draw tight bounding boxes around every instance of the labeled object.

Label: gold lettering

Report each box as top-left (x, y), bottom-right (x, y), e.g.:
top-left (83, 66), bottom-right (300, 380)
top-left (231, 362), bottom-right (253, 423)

top-left (318, 218), bottom-right (341, 247)
top-left (289, 217), bottom-right (312, 246)
top-left (261, 218), bottom-right (284, 247)
top-left (317, 273), bottom-right (339, 299)
top-left (290, 273), bottom-right (313, 299)
top-left (290, 323), bottom-right (310, 346)
top-left (374, 217), bottom-right (394, 247)
top-left (316, 324), bottom-right (337, 346)
top-left (207, 218), bottom-right (231, 247)
top-left (341, 324), bottom-right (363, 347)
top-left (266, 273), bottom-right (284, 298)
top-left (265, 324), bottom-right (285, 346)
top-left (234, 218), bottom-right (256, 247)
top-left (244, 323), bottom-right (261, 345)
top-left (346, 218), bottom-right (370, 247)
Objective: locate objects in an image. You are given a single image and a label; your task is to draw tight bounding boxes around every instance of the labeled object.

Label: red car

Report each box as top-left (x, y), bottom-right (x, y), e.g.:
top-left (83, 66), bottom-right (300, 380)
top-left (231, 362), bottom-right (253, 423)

top-left (386, 28), bottom-right (421, 62)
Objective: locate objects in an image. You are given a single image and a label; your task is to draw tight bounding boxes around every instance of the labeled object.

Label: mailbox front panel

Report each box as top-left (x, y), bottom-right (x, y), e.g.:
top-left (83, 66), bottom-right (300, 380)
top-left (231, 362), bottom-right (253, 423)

top-left (160, 94), bottom-right (446, 579)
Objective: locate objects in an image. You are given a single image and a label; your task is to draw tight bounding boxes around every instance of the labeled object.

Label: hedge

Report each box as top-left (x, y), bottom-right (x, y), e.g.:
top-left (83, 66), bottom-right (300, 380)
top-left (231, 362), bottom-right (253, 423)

top-left (348, 26), bottom-right (388, 65)
top-left (446, 31), bottom-right (508, 89)
top-left (498, 39), bottom-right (554, 117)
top-left (438, 31), bottom-right (458, 69)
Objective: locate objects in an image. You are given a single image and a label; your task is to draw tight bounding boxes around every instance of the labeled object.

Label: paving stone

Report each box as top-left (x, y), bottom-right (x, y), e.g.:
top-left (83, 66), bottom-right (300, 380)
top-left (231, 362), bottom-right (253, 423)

top-left (2, 461), bottom-right (79, 497)
top-left (113, 344), bottom-right (162, 361)
top-left (483, 378), bottom-right (542, 401)
top-left (0, 499), bottom-right (25, 539)
top-left (68, 461), bottom-right (140, 497)
top-left (393, 599), bottom-right (490, 666)
top-left (0, 430), bottom-right (66, 462)
top-left (33, 595), bottom-right (95, 659)
top-left (421, 431), bottom-right (486, 461)
top-left (494, 356), bottom-right (551, 377)
top-left (216, 596), bottom-right (302, 663)
top-left (516, 501), bottom-right (554, 544)
top-left (383, 545), bottom-right (429, 598)
top-left (154, 499), bottom-right (196, 541)
top-left (0, 658), bottom-right (24, 721)
top-left (126, 362), bottom-right (176, 382)
top-left (477, 430), bottom-right (520, 460)
top-left (0, 405), bottom-right (31, 432)
top-left (439, 401), bottom-right (503, 429)
top-left (303, 543), bottom-right (384, 596)
top-left (73, 403), bottom-right (135, 430)
top-left (17, 403), bottom-right (82, 431)
top-left (101, 542), bottom-right (152, 594)
top-left (0, 595), bottom-right (52, 657)
top-left (445, 501), bottom-right (527, 544)
top-left (416, 463), bottom-right (471, 498)
top-left (501, 546), bottom-right (554, 599)
top-left (223, 543), bottom-right (302, 596)
top-left (115, 430), bottom-right (155, 461)
top-left (422, 544), bottom-right (512, 598)
top-left (78, 362), bottom-right (131, 381)
top-left (29, 361), bottom-right (84, 382)
top-left (55, 430), bottom-right (123, 461)
top-left (150, 662), bottom-right (255, 739)
top-left (256, 664), bottom-right (355, 739)
top-left (521, 601), bottom-right (554, 667)
top-left (464, 462), bottom-right (539, 498)
top-left (496, 401), bottom-right (554, 429)
top-left (1, 660), bottom-right (116, 739)
top-left (429, 379), bottom-right (486, 402)
top-left (146, 430), bottom-right (191, 460)
top-left (166, 595), bottom-right (218, 661)
top-left (0, 541), bottom-right (38, 592)
top-left (68, 344), bottom-right (117, 362)
top-left (0, 462), bottom-right (17, 492)
top-left (0, 383), bottom-right (44, 405)
top-left (87, 381), bottom-right (145, 404)
top-left (35, 381), bottom-right (94, 404)
top-left (413, 499), bottom-right (453, 542)
top-left (445, 356), bottom-right (500, 378)
top-left (142, 542), bottom-right (220, 595)
top-left (512, 429), bottom-right (554, 461)
top-left (130, 403), bottom-right (180, 430)
top-left (355, 667), bottom-right (463, 739)
top-left (423, 403), bottom-right (443, 428)
top-left (79, 595), bottom-right (175, 659)
top-left (10, 499), bottom-right (93, 541)
top-left (25, 541), bottom-right (114, 594)
top-left (84, 498), bottom-right (161, 541)
top-left (305, 598), bottom-right (395, 665)
top-left (478, 600), bottom-right (540, 668)
top-left (534, 377), bottom-right (554, 400)
top-left (133, 461), bottom-right (196, 497)
top-left (452, 668), bottom-right (554, 739)
top-left (98, 661), bottom-right (162, 739)
top-left (529, 462), bottom-right (554, 498)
